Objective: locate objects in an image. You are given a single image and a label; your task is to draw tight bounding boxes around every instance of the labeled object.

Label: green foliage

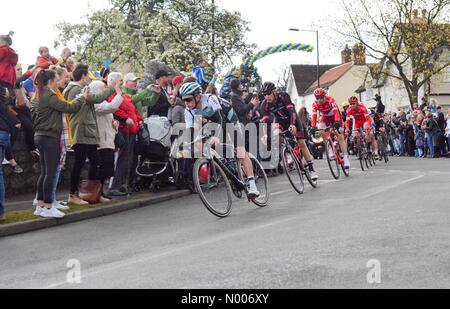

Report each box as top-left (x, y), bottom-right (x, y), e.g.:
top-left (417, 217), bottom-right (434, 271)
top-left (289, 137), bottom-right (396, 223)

top-left (55, 0), bottom-right (255, 72)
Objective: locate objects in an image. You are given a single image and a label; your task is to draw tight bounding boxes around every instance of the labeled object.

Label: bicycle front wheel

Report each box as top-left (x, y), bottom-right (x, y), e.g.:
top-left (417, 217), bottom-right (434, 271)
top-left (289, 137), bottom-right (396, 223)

top-left (325, 140), bottom-right (341, 180)
top-left (193, 159), bottom-right (233, 218)
top-left (281, 146), bottom-right (305, 194)
top-left (356, 138), bottom-right (366, 171)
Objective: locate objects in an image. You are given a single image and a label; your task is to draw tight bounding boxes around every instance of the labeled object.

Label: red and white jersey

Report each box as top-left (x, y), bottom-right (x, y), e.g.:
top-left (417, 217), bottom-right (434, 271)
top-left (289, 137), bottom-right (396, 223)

top-left (311, 96), bottom-right (342, 127)
top-left (345, 103), bottom-right (373, 130)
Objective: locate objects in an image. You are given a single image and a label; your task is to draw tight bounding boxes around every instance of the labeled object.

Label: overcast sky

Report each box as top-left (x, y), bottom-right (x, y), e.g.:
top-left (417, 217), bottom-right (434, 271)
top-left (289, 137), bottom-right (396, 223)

top-left (1, 0), bottom-right (342, 81)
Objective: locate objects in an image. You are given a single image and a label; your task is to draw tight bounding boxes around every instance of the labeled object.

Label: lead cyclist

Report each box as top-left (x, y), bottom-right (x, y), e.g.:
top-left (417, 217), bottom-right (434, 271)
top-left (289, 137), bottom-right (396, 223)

top-left (179, 82), bottom-right (260, 199)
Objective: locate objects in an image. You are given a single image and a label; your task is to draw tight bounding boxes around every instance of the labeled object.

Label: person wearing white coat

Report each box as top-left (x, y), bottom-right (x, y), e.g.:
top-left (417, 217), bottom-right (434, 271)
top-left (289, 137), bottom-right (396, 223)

top-left (89, 74), bottom-right (124, 200)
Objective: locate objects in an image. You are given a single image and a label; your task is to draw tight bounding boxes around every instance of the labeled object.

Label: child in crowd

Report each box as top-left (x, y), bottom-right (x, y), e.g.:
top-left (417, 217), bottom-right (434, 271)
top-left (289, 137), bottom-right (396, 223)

top-left (0, 31), bottom-right (18, 94)
top-left (37, 47), bottom-right (58, 70)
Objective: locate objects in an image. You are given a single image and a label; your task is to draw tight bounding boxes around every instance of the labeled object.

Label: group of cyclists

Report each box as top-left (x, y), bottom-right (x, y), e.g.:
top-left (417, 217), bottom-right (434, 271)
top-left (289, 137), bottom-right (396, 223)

top-left (176, 80), bottom-right (388, 217)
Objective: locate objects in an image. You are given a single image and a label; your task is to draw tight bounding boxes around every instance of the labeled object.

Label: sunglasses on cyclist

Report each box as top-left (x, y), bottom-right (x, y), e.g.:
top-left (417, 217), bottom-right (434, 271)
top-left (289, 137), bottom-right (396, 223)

top-left (315, 96), bottom-right (325, 100)
top-left (183, 97), bottom-right (195, 103)
top-left (350, 103), bottom-right (357, 106)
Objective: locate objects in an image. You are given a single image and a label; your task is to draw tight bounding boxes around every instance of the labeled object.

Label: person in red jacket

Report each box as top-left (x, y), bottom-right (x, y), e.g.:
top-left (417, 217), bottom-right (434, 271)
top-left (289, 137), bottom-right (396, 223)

top-left (0, 32), bottom-right (18, 92)
top-left (345, 96), bottom-right (379, 158)
top-left (311, 88), bottom-right (350, 169)
top-left (37, 47), bottom-right (59, 70)
top-left (108, 89), bottom-right (144, 196)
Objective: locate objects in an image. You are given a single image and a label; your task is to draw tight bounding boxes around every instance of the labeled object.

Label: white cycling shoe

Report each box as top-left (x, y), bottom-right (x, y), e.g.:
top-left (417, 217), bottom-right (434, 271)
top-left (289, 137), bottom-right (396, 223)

top-left (344, 156), bottom-right (351, 169)
top-left (247, 188), bottom-right (261, 199)
top-left (310, 171), bottom-right (319, 181)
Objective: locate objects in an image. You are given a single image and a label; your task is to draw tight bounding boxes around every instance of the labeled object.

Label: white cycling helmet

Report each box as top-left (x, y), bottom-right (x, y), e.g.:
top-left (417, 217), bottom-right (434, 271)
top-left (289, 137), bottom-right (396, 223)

top-left (179, 82), bottom-right (202, 97)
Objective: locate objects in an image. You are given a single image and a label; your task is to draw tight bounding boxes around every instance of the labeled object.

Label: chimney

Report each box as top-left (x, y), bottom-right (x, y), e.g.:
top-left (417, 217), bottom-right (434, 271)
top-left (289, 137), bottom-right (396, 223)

top-left (422, 9), bottom-right (427, 19)
top-left (341, 45), bottom-right (352, 64)
top-left (353, 43), bottom-right (366, 65)
top-left (412, 9), bottom-right (420, 23)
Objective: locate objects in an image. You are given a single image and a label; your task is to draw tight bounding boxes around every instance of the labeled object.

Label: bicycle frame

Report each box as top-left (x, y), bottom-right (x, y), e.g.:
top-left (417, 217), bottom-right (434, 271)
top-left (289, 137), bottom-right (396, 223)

top-left (323, 127), bottom-right (345, 166)
top-left (280, 131), bottom-right (305, 171)
top-left (202, 141), bottom-right (248, 193)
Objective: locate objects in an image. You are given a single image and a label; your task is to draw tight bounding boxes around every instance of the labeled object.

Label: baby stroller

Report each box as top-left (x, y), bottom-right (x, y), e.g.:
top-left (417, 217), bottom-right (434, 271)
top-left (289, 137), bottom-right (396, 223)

top-left (135, 116), bottom-right (175, 192)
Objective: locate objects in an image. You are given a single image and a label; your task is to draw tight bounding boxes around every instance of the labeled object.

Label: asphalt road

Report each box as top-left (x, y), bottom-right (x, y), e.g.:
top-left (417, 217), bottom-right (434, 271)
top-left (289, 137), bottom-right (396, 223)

top-left (1, 157), bottom-right (450, 289)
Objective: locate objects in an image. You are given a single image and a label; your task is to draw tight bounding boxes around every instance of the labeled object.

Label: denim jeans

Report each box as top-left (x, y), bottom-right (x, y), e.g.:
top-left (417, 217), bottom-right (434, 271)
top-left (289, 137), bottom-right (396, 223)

top-left (0, 131), bottom-right (11, 214)
top-left (426, 134), bottom-right (434, 157)
top-left (399, 133), bottom-right (406, 155)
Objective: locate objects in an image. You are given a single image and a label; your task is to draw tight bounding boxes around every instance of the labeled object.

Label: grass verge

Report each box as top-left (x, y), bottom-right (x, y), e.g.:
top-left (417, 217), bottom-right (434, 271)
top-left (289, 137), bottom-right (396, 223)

top-left (3, 202), bottom-right (116, 225)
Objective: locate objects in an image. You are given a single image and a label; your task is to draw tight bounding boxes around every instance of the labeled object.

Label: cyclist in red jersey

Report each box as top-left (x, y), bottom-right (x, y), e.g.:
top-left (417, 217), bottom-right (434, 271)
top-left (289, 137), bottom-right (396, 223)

top-left (345, 96), bottom-right (380, 159)
top-left (311, 88), bottom-right (351, 169)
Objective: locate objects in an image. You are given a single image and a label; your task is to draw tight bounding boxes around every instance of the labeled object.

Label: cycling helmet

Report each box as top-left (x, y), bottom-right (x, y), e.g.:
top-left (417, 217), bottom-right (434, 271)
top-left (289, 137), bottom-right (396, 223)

top-left (260, 82), bottom-right (277, 96)
top-left (179, 82), bottom-right (202, 97)
top-left (314, 88), bottom-right (327, 98)
top-left (348, 96), bottom-right (359, 104)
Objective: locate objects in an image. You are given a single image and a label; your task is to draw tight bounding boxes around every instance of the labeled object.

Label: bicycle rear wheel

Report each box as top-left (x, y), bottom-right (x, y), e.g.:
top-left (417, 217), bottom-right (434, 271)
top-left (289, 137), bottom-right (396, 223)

top-left (325, 140), bottom-right (341, 180)
top-left (281, 146), bottom-right (305, 194)
top-left (193, 158), bottom-right (233, 218)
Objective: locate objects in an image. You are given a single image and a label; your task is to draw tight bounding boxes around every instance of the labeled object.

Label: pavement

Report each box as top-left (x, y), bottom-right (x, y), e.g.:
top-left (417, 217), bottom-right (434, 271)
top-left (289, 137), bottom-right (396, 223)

top-left (0, 157), bottom-right (449, 289)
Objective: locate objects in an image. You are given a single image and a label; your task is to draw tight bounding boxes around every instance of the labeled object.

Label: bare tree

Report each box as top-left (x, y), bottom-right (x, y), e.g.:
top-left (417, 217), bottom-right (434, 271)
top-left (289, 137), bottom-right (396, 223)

top-left (329, 0), bottom-right (450, 108)
top-left (275, 64), bottom-right (291, 91)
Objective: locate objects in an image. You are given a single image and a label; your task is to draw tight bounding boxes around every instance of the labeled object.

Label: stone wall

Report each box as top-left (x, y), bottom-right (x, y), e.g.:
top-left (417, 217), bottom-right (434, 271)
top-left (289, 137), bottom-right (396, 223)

top-left (3, 130), bottom-right (79, 196)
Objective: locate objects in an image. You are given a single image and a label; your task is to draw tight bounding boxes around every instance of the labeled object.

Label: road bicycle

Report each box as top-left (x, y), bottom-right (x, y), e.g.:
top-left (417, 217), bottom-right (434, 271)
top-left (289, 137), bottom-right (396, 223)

top-left (191, 133), bottom-right (270, 218)
top-left (280, 131), bottom-right (318, 194)
top-left (322, 127), bottom-right (350, 180)
top-left (352, 128), bottom-right (372, 171)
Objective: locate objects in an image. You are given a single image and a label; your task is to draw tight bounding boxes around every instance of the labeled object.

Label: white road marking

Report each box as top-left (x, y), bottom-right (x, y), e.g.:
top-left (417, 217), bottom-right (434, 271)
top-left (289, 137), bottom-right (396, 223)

top-left (361, 175), bottom-right (425, 199)
top-left (42, 170), bottom-right (427, 289)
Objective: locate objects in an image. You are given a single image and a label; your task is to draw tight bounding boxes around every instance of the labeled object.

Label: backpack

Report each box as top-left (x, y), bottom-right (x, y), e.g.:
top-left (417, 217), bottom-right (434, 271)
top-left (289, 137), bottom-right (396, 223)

top-left (416, 130), bottom-right (425, 148)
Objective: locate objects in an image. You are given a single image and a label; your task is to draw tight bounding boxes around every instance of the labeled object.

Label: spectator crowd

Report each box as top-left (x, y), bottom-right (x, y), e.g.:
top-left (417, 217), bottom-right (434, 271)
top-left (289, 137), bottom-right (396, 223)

top-left (0, 30), bottom-right (449, 223)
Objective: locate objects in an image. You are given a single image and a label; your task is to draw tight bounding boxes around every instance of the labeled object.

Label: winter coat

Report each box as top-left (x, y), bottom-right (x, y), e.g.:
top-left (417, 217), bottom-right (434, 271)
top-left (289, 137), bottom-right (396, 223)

top-left (95, 94), bottom-right (124, 150)
top-left (171, 98), bottom-right (185, 125)
top-left (122, 86), bottom-right (159, 117)
top-left (109, 92), bottom-right (143, 136)
top-left (0, 46), bottom-right (18, 87)
top-left (230, 89), bottom-right (253, 125)
top-left (63, 82), bottom-right (114, 146)
top-left (31, 89), bottom-right (84, 139)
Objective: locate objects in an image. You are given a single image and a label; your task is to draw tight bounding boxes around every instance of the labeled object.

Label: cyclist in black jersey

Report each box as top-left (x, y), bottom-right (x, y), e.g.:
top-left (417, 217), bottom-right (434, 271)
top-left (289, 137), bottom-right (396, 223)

top-left (259, 82), bottom-right (318, 181)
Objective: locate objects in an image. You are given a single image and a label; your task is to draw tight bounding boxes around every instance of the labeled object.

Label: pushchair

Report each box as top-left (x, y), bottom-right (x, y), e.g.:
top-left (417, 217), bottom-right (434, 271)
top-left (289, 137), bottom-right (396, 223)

top-left (134, 116), bottom-right (175, 192)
